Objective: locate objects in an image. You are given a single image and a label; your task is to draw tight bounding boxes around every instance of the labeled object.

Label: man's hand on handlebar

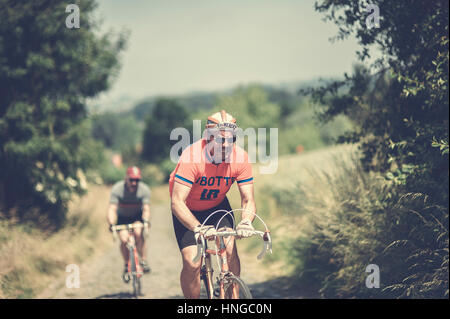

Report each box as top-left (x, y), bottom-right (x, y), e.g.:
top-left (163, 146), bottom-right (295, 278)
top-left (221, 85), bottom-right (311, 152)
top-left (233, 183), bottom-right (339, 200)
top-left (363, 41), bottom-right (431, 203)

top-left (194, 224), bottom-right (217, 241)
top-left (143, 218), bottom-right (150, 237)
top-left (236, 218), bottom-right (255, 238)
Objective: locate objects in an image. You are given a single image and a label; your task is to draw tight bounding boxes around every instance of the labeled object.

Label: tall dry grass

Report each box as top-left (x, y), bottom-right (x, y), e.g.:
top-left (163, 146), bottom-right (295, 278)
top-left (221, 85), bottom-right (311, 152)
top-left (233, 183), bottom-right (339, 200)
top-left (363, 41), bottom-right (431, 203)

top-left (0, 185), bottom-right (113, 298)
top-left (269, 147), bottom-right (448, 298)
top-left (225, 145), bottom-right (358, 281)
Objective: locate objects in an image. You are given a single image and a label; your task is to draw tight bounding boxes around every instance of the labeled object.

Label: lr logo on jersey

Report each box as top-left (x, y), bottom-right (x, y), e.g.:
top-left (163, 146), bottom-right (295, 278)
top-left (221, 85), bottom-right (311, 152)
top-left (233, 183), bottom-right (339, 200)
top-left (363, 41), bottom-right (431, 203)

top-left (200, 189), bottom-right (220, 200)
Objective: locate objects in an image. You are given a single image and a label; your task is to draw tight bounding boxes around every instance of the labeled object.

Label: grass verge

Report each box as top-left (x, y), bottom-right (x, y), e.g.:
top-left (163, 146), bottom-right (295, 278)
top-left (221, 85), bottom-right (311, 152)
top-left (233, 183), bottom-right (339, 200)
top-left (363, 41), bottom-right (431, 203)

top-left (266, 146), bottom-right (448, 298)
top-left (0, 185), bottom-right (113, 298)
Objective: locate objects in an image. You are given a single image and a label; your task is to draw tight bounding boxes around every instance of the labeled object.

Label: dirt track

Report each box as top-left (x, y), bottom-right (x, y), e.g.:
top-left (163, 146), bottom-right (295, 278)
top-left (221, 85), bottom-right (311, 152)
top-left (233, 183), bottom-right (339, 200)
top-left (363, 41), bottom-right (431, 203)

top-left (37, 171), bottom-right (320, 299)
top-left (38, 190), bottom-right (310, 299)
top-left (35, 146), bottom-right (356, 299)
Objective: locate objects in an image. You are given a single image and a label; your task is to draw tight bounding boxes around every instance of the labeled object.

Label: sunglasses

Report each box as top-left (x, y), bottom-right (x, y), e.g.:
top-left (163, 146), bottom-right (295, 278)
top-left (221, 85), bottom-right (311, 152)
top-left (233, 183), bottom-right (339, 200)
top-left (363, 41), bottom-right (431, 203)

top-left (214, 136), bottom-right (236, 144)
top-left (129, 178), bottom-right (140, 183)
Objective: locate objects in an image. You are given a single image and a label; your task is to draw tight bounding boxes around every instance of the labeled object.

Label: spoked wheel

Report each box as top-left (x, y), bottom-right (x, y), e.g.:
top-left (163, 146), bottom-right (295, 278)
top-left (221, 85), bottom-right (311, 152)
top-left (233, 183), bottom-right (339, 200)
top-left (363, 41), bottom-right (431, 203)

top-left (200, 256), bottom-right (215, 299)
top-left (222, 274), bottom-right (252, 299)
top-left (132, 275), bottom-right (142, 298)
top-left (129, 248), bottom-right (143, 298)
top-left (200, 267), bottom-right (213, 299)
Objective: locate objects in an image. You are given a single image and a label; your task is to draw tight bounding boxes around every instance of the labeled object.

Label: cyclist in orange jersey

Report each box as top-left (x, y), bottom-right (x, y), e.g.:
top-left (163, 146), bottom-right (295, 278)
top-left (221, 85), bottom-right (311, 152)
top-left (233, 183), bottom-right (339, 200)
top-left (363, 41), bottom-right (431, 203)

top-left (170, 110), bottom-right (256, 299)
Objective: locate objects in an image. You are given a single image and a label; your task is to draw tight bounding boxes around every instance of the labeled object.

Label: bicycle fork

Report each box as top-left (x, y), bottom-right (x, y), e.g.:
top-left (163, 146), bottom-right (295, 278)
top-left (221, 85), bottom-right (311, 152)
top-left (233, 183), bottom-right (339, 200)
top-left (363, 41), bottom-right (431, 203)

top-left (201, 236), bottom-right (240, 299)
top-left (200, 254), bottom-right (215, 299)
top-left (217, 237), bottom-right (239, 299)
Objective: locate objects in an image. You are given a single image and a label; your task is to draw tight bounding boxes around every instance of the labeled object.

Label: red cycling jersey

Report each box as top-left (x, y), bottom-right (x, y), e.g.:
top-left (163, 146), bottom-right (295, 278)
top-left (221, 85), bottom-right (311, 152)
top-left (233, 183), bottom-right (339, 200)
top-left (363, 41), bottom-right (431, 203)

top-left (169, 138), bottom-right (253, 211)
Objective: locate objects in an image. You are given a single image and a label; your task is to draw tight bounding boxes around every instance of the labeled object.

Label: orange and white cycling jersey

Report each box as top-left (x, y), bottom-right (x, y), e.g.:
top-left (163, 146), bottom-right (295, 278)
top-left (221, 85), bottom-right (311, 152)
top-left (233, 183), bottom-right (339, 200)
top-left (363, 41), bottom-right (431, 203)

top-left (169, 138), bottom-right (253, 211)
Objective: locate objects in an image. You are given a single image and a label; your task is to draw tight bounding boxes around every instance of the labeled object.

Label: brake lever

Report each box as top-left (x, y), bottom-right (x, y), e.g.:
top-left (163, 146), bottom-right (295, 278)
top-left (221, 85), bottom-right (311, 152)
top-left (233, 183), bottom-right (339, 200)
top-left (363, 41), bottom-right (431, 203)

top-left (192, 235), bottom-right (205, 263)
top-left (257, 231), bottom-right (272, 260)
top-left (112, 228), bottom-right (118, 242)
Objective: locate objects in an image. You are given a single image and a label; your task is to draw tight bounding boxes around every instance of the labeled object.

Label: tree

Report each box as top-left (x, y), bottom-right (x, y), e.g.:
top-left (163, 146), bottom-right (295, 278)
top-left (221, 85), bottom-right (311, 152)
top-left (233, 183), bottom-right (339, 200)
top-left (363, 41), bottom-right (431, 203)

top-left (0, 0), bottom-right (126, 226)
top-left (304, 0), bottom-right (448, 199)
top-left (142, 98), bottom-right (190, 163)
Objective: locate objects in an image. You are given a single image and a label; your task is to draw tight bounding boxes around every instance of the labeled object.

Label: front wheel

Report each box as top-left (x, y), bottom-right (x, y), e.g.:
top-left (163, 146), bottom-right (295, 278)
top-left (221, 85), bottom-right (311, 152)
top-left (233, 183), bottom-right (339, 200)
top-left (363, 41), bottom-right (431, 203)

top-left (129, 247), bottom-right (142, 298)
top-left (222, 274), bottom-right (252, 299)
top-left (132, 276), bottom-right (142, 298)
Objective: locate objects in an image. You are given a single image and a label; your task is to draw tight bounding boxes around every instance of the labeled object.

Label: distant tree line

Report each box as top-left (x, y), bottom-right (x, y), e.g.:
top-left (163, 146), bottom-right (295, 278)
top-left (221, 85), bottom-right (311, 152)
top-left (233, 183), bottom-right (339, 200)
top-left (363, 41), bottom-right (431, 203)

top-left (91, 83), bottom-right (352, 174)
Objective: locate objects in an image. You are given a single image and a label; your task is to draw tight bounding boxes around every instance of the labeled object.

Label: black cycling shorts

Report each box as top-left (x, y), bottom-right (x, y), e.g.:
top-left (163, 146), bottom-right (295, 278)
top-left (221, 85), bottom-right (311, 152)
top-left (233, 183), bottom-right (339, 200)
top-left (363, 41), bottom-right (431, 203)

top-left (117, 213), bottom-right (143, 225)
top-left (172, 197), bottom-right (235, 251)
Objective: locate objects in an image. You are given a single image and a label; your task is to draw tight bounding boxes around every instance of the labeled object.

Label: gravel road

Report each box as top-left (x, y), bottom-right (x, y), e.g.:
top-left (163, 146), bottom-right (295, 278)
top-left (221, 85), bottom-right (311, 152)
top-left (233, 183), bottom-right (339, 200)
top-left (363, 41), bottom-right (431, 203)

top-left (38, 202), bottom-right (307, 299)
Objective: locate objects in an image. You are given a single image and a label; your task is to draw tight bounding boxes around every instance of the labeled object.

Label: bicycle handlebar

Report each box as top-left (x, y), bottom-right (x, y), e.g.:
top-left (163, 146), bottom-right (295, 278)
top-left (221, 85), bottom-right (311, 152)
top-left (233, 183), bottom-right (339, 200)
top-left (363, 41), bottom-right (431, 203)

top-left (192, 229), bottom-right (272, 263)
top-left (111, 223), bottom-right (145, 241)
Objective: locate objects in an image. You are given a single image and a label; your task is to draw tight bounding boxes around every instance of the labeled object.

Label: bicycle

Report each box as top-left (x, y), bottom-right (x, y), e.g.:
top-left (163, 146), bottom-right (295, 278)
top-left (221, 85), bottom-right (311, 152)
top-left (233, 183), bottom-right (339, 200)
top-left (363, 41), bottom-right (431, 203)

top-left (192, 209), bottom-right (272, 299)
top-left (111, 223), bottom-right (147, 298)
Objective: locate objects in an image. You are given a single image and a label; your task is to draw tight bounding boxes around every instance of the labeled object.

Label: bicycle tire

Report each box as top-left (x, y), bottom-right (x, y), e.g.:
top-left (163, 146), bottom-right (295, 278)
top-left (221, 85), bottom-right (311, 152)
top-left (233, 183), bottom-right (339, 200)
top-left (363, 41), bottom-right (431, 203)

top-left (200, 267), bottom-right (212, 299)
top-left (129, 247), bottom-right (140, 298)
top-left (223, 274), bottom-right (252, 299)
top-left (132, 275), bottom-right (142, 298)
top-left (203, 255), bottom-right (215, 299)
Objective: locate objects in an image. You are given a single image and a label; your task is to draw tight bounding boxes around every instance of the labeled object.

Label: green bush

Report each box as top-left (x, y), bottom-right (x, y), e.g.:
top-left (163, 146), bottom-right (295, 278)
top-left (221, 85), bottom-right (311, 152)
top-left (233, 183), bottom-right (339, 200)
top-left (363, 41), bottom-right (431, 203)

top-left (278, 124), bottom-right (325, 155)
top-left (140, 164), bottom-right (165, 186)
top-left (90, 113), bottom-right (143, 154)
top-left (160, 159), bottom-right (177, 183)
top-left (98, 163), bottom-right (126, 186)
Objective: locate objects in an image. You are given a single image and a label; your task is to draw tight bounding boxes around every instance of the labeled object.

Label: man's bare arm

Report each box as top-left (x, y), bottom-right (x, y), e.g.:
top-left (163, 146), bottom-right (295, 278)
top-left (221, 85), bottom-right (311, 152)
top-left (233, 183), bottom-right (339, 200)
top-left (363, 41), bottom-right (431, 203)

top-left (171, 182), bottom-right (200, 231)
top-left (107, 203), bottom-right (118, 226)
top-left (238, 183), bottom-right (256, 222)
top-left (142, 204), bottom-right (151, 221)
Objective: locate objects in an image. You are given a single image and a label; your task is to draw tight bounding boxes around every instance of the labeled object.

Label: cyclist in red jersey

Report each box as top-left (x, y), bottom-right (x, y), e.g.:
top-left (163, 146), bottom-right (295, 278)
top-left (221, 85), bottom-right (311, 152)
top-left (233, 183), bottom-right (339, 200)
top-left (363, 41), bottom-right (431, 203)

top-left (169, 110), bottom-right (256, 299)
top-left (107, 166), bottom-right (152, 279)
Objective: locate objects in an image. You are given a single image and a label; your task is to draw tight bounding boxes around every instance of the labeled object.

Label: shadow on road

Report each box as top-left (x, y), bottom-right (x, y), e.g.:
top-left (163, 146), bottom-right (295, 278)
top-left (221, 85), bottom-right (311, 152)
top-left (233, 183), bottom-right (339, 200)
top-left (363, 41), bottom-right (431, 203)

top-left (165, 295), bottom-right (185, 299)
top-left (95, 291), bottom-right (136, 299)
top-left (248, 276), bottom-right (319, 299)
top-left (165, 276), bottom-right (319, 299)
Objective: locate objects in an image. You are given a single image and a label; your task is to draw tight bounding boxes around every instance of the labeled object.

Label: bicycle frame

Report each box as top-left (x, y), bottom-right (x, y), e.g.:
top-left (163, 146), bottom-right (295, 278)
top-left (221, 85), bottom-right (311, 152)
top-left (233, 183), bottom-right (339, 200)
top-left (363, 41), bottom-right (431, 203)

top-left (125, 227), bottom-right (143, 278)
top-left (200, 247), bottom-right (214, 299)
top-left (194, 209), bottom-right (272, 299)
top-left (205, 237), bottom-right (239, 299)
top-left (111, 223), bottom-right (144, 297)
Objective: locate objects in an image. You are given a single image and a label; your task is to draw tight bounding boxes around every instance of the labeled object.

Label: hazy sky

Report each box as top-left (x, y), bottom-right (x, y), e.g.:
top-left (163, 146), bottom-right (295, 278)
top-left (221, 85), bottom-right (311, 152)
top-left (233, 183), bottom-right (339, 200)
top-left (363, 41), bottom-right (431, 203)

top-left (93, 0), bottom-right (363, 104)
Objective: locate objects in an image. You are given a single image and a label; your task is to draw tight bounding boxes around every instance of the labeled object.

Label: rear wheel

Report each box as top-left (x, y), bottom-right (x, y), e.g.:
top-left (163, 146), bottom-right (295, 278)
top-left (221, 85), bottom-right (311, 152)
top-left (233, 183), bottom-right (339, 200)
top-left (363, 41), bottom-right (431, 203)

top-left (222, 274), bottom-right (252, 299)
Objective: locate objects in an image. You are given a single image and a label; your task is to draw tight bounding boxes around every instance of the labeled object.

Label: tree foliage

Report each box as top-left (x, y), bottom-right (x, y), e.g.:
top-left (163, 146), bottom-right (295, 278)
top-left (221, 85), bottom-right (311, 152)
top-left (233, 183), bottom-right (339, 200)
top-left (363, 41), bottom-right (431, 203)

top-left (297, 0), bottom-right (449, 298)
top-left (0, 0), bottom-right (126, 226)
top-left (303, 0), bottom-right (449, 200)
